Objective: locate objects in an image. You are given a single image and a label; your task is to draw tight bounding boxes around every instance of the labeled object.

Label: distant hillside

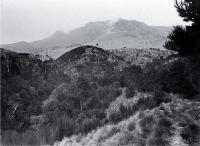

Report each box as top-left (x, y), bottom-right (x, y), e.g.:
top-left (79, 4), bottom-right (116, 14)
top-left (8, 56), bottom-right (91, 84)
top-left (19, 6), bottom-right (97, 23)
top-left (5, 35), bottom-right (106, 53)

top-left (1, 19), bottom-right (172, 57)
top-left (111, 48), bottom-right (175, 66)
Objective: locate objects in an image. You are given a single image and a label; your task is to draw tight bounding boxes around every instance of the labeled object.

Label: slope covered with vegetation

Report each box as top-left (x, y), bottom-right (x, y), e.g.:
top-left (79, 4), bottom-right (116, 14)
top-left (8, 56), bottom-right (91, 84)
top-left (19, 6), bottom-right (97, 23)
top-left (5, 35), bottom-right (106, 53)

top-left (1, 43), bottom-right (200, 145)
top-left (53, 53), bottom-right (200, 146)
top-left (55, 93), bottom-right (200, 146)
top-left (1, 45), bottom-right (126, 145)
top-left (1, 0), bottom-right (200, 145)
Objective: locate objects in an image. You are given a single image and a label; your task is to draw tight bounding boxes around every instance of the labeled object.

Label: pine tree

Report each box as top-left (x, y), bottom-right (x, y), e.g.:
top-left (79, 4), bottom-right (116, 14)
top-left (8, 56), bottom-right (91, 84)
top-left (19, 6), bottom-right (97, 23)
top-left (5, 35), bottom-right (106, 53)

top-left (164, 0), bottom-right (200, 57)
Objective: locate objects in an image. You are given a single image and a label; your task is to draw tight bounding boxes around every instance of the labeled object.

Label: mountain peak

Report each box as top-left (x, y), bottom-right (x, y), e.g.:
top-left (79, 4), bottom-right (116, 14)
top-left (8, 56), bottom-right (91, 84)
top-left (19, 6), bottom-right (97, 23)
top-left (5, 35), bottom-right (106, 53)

top-left (108, 19), bottom-right (147, 32)
top-left (107, 18), bottom-right (124, 24)
top-left (82, 18), bottom-right (148, 34)
top-left (107, 18), bottom-right (145, 25)
top-left (52, 30), bottom-right (66, 37)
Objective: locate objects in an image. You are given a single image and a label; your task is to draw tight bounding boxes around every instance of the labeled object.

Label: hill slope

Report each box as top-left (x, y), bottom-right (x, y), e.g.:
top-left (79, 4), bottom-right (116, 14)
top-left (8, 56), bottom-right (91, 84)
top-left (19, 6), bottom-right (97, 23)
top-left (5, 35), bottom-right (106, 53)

top-left (1, 46), bottom-right (200, 146)
top-left (55, 94), bottom-right (200, 146)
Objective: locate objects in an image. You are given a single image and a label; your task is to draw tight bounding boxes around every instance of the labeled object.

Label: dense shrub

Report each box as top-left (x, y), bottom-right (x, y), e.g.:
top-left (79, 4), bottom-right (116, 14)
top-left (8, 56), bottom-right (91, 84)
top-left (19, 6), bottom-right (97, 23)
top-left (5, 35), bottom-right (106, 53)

top-left (139, 115), bottom-right (155, 138)
top-left (1, 130), bottom-right (40, 145)
top-left (134, 58), bottom-right (200, 98)
top-left (181, 123), bottom-right (200, 144)
top-left (148, 117), bottom-right (173, 146)
top-left (2, 42), bottom-right (200, 146)
top-left (80, 116), bottom-right (98, 134)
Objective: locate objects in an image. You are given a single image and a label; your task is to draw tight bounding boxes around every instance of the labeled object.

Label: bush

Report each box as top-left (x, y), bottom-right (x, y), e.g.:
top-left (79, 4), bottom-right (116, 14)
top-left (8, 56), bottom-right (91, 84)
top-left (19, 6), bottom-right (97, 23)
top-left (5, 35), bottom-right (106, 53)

top-left (54, 115), bottom-right (75, 141)
top-left (181, 123), bottom-right (200, 144)
top-left (127, 122), bottom-right (136, 131)
top-left (1, 130), bottom-right (41, 145)
top-left (108, 112), bottom-right (122, 124)
top-left (139, 115), bottom-right (155, 138)
top-left (147, 117), bottom-right (173, 146)
top-left (81, 116), bottom-right (98, 134)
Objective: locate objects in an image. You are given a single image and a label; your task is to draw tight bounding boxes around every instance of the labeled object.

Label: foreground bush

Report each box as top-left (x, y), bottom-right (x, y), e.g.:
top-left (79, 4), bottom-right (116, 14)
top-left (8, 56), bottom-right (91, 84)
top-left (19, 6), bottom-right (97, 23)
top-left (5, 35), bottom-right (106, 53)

top-left (54, 95), bottom-right (200, 146)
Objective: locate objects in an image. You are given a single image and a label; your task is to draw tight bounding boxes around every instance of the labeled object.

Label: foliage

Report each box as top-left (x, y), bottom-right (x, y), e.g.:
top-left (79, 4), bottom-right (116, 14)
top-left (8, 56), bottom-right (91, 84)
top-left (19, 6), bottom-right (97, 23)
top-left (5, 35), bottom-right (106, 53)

top-left (139, 58), bottom-right (199, 98)
top-left (1, 44), bottom-right (200, 145)
top-left (1, 49), bottom-right (53, 133)
top-left (165, 0), bottom-right (200, 57)
top-left (181, 123), bottom-right (200, 144)
top-left (175, 0), bottom-right (200, 23)
top-left (55, 95), bottom-right (200, 146)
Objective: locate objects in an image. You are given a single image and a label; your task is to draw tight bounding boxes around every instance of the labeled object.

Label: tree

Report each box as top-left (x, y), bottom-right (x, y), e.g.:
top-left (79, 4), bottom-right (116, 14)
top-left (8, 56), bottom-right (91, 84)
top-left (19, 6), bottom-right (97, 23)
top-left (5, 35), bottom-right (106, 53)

top-left (164, 0), bottom-right (200, 57)
top-left (175, 0), bottom-right (200, 23)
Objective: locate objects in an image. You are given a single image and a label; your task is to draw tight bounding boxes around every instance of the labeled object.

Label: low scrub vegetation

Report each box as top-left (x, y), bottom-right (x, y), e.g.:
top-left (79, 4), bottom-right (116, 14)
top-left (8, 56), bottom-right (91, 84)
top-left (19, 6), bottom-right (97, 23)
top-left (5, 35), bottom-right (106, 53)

top-left (1, 47), bottom-right (200, 145)
top-left (54, 93), bottom-right (200, 146)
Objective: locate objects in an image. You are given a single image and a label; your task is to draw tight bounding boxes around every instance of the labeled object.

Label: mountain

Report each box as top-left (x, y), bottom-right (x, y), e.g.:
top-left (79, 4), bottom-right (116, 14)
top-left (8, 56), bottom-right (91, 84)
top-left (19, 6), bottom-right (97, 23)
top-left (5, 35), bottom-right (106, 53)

top-left (1, 19), bottom-right (172, 58)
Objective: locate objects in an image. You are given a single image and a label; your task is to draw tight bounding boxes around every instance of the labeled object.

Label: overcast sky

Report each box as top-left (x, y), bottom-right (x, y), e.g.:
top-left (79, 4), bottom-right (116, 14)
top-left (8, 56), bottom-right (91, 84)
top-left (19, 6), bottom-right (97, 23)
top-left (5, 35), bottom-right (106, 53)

top-left (1, 0), bottom-right (185, 44)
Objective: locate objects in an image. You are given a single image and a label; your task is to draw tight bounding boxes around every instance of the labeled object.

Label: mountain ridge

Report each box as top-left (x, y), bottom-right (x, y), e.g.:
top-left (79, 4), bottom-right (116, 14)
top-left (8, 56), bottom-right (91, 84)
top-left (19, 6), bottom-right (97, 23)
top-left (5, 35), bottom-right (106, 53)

top-left (1, 19), bottom-right (172, 56)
